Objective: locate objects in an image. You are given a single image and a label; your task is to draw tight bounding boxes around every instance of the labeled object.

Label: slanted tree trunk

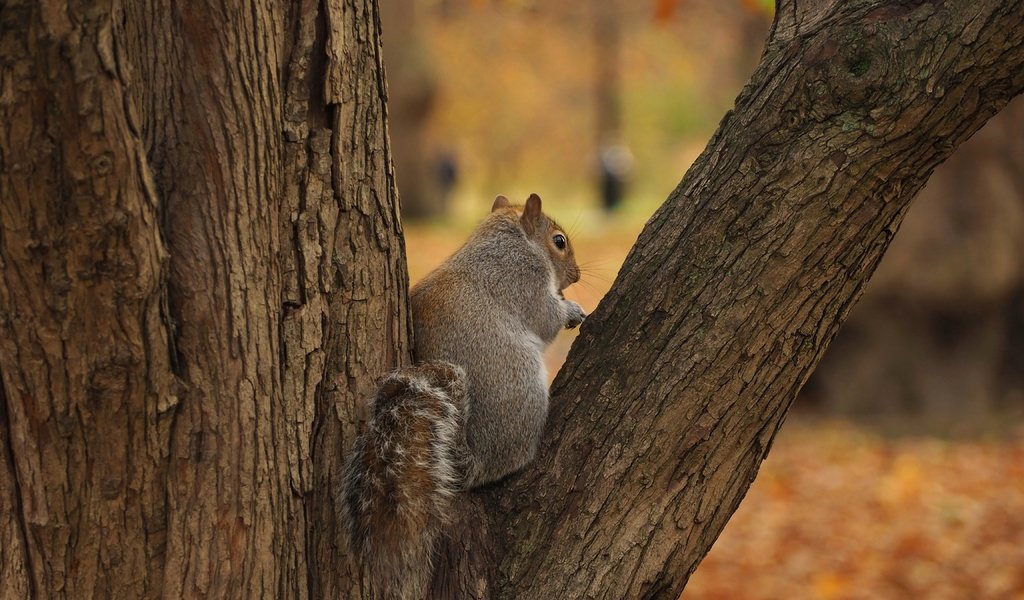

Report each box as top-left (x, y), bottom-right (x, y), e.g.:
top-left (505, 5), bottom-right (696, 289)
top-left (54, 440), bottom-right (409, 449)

top-left (1, 1), bottom-right (1022, 600)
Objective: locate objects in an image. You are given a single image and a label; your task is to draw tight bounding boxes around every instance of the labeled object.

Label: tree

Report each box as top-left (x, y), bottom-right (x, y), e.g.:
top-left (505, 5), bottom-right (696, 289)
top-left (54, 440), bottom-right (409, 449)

top-left (0, 1), bottom-right (1020, 599)
top-left (1, 0), bottom-right (405, 596)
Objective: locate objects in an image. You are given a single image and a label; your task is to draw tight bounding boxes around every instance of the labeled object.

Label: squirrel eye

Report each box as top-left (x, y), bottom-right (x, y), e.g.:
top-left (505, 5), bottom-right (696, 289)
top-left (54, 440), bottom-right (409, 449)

top-left (552, 233), bottom-right (567, 250)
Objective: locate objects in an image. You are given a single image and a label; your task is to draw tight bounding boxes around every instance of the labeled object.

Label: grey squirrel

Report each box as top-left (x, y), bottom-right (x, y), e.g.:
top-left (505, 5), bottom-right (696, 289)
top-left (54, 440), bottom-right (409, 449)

top-left (343, 193), bottom-right (586, 599)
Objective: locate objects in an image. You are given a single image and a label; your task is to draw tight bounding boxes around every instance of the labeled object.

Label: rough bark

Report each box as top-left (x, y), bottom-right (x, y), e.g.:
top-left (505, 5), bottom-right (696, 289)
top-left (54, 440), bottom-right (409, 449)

top-left (1, 2), bottom-right (177, 595)
top-left (1, 0), bottom-right (407, 597)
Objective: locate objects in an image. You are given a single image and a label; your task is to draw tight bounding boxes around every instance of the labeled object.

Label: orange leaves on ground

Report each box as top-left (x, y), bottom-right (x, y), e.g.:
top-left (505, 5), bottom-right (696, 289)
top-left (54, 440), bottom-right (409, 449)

top-left (684, 420), bottom-right (1024, 600)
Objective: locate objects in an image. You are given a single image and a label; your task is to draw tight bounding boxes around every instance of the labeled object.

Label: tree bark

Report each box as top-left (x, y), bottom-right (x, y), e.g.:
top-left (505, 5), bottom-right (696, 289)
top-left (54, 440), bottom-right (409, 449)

top-left (806, 94), bottom-right (1024, 418)
top-left (1, 0), bottom-right (1022, 599)
top-left (1, 0), bottom-right (407, 597)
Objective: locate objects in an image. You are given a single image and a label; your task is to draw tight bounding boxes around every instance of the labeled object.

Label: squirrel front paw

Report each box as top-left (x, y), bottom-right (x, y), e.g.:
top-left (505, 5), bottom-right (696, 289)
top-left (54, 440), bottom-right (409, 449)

top-left (564, 300), bottom-right (587, 329)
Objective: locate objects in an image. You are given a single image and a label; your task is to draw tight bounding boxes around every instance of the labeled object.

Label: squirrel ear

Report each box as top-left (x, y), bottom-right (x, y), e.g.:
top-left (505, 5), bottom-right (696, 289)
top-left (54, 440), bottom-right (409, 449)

top-left (491, 195), bottom-right (510, 212)
top-left (521, 193), bottom-right (542, 233)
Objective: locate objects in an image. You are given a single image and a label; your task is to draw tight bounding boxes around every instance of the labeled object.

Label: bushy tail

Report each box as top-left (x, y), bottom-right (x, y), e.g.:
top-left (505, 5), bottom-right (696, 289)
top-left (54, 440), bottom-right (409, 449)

top-left (344, 360), bottom-right (470, 600)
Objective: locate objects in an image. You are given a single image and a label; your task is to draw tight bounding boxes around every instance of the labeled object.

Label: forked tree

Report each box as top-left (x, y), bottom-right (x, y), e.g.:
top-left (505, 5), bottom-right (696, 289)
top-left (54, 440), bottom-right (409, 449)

top-left (1, 0), bottom-right (1021, 598)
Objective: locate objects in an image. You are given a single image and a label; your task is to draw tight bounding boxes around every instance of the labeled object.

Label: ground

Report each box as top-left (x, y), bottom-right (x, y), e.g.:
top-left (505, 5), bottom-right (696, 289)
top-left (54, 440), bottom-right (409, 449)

top-left (685, 419), bottom-right (1024, 600)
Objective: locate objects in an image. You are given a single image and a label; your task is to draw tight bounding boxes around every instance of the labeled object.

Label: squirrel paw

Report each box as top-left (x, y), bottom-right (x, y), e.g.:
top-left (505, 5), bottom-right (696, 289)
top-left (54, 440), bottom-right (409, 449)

top-left (564, 300), bottom-right (587, 329)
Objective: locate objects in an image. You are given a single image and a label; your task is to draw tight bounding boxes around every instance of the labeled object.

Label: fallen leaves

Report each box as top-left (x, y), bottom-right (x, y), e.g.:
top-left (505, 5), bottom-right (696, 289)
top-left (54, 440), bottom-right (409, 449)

top-left (683, 419), bottom-right (1024, 599)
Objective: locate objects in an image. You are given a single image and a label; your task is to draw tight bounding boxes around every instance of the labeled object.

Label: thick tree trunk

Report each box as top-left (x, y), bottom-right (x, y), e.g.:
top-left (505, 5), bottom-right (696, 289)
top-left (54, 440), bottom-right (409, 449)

top-left (1, 0), bottom-right (407, 597)
top-left (2, 0), bottom-right (1023, 599)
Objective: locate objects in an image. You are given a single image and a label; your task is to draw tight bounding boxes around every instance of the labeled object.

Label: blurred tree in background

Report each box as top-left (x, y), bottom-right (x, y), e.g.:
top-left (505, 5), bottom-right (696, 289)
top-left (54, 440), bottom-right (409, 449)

top-left (380, 0), bottom-right (442, 218)
top-left (387, 0), bottom-right (779, 217)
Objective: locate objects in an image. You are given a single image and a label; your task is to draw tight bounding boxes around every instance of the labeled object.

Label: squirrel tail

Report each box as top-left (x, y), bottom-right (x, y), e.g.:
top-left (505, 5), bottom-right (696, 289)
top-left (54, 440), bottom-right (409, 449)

top-left (344, 360), bottom-right (470, 600)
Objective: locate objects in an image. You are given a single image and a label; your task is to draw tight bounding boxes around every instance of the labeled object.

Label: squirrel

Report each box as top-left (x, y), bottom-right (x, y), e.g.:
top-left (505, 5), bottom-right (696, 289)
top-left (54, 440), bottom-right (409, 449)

top-left (343, 193), bottom-right (586, 599)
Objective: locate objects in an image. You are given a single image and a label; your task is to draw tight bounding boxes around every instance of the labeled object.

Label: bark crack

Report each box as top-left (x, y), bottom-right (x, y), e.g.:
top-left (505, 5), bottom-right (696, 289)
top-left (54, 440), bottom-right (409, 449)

top-left (0, 383), bottom-right (36, 598)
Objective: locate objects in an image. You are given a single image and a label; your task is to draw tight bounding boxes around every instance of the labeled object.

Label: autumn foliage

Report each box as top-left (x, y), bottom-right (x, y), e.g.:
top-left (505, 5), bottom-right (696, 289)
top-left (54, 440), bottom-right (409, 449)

top-left (686, 421), bottom-right (1024, 599)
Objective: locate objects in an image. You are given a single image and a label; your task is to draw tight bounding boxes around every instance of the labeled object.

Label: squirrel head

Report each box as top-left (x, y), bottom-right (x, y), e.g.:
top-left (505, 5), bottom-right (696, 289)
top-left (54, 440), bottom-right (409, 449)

top-left (491, 193), bottom-right (581, 290)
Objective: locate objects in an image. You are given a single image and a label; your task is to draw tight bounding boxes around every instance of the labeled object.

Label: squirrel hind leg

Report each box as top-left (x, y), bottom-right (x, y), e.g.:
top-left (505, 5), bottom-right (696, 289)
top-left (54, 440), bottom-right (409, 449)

top-left (343, 361), bottom-right (471, 599)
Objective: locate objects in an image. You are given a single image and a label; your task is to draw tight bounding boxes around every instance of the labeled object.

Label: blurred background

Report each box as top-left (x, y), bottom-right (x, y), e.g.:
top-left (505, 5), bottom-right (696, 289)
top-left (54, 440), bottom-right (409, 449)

top-left (380, 0), bottom-right (1024, 597)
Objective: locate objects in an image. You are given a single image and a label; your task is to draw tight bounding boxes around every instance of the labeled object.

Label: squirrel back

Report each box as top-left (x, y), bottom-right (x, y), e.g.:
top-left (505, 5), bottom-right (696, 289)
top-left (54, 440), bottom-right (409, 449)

top-left (411, 194), bottom-right (585, 486)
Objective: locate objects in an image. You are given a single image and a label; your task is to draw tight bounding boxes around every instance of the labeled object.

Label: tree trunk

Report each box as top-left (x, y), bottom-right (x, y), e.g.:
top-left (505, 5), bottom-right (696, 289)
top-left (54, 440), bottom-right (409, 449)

top-left (497, 2), bottom-right (1022, 597)
top-left (0, 0), bottom-right (407, 597)
top-left (1, 1), bottom-right (1022, 600)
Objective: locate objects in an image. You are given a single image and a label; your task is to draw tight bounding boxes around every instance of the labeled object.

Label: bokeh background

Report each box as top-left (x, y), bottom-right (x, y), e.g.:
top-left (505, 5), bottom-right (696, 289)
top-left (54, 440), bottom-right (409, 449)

top-left (380, 1), bottom-right (1024, 597)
